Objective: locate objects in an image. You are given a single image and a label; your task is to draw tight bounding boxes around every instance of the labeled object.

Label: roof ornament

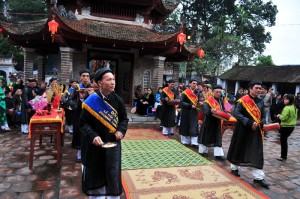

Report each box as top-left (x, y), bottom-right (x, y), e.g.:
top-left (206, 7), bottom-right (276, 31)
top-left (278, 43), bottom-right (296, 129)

top-left (162, 0), bottom-right (180, 9)
top-left (57, 5), bottom-right (67, 17)
top-left (67, 11), bottom-right (77, 20)
top-left (135, 14), bottom-right (144, 24)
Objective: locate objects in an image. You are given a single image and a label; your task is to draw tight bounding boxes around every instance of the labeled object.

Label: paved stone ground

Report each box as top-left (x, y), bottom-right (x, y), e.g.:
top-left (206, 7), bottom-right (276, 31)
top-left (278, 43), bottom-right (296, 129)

top-left (0, 116), bottom-right (300, 198)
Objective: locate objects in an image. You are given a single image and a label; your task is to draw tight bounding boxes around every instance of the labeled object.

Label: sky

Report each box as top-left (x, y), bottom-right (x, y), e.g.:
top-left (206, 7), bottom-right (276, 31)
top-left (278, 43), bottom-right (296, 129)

top-left (264, 0), bottom-right (300, 65)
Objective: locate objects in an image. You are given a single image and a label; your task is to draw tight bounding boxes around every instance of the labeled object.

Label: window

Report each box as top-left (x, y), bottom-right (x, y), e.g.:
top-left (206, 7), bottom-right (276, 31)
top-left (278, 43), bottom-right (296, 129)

top-left (143, 70), bottom-right (151, 89)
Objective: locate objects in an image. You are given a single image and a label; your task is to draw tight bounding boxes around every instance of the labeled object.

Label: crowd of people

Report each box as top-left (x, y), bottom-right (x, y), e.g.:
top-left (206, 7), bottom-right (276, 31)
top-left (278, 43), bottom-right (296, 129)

top-left (132, 79), bottom-right (299, 189)
top-left (2, 70), bottom-right (300, 194)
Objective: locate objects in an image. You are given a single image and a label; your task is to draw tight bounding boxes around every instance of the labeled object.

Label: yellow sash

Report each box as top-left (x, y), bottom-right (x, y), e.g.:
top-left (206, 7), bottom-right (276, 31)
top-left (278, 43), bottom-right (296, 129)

top-left (163, 87), bottom-right (174, 100)
top-left (205, 96), bottom-right (222, 111)
top-left (238, 95), bottom-right (264, 141)
top-left (182, 88), bottom-right (198, 105)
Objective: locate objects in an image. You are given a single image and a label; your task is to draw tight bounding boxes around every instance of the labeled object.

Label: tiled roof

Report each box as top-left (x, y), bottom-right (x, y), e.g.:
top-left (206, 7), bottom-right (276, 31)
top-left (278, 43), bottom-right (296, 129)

top-left (0, 20), bottom-right (46, 35)
top-left (58, 17), bottom-right (177, 43)
top-left (219, 65), bottom-right (300, 83)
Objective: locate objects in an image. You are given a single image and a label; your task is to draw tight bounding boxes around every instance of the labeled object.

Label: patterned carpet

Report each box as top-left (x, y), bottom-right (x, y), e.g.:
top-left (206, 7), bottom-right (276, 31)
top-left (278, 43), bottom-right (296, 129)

top-left (122, 140), bottom-right (211, 170)
top-left (123, 128), bottom-right (168, 140)
top-left (121, 129), bottom-right (268, 199)
top-left (122, 165), bottom-right (269, 199)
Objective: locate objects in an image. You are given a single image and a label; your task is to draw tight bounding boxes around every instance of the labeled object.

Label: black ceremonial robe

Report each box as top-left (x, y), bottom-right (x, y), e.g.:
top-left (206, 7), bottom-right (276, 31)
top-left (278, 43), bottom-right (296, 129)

top-left (160, 91), bottom-right (176, 128)
top-left (80, 92), bottom-right (129, 196)
top-left (227, 95), bottom-right (265, 169)
top-left (179, 89), bottom-right (199, 137)
top-left (198, 97), bottom-right (224, 147)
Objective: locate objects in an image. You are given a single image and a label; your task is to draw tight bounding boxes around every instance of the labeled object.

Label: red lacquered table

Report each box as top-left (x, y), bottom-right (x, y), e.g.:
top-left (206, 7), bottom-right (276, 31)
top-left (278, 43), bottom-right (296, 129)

top-left (28, 109), bottom-right (65, 170)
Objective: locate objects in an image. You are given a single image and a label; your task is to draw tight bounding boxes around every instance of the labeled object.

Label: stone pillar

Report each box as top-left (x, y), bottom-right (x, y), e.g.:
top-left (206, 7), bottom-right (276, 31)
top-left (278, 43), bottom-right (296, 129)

top-left (23, 48), bottom-right (35, 80)
top-left (234, 81), bottom-right (240, 95)
top-left (60, 47), bottom-right (74, 84)
top-left (271, 83), bottom-right (277, 94)
top-left (172, 63), bottom-right (179, 87)
top-left (152, 56), bottom-right (166, 92)
top-left (295, 85), bottom-right (300, 95)
top-left (36, 55), bottom-right (44, 83)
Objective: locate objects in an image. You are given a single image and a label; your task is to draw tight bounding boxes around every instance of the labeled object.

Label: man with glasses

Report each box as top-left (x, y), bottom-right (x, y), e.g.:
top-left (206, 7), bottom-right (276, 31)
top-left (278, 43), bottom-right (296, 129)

top-left (179, 80), bottom-right (200, 147)
top-left (227, 80), bottom-right (270, 188)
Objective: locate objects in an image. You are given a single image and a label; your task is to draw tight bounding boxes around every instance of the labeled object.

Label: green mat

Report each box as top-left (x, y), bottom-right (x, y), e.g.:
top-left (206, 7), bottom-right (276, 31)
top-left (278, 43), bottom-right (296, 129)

top-left (122, 140), bottom-right (211, 170)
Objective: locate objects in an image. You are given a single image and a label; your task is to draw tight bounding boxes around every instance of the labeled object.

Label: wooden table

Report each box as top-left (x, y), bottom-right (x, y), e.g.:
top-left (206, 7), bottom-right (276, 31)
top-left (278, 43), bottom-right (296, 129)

top-left (28, 109), bottom-right (65, 170)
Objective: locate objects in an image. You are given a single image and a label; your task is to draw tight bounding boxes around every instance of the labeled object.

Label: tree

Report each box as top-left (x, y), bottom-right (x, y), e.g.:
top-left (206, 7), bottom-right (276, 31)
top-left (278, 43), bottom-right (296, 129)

top-left (3, 0), bottom-right (48, 21)
top-left (0, 36), bottom-right (24, 71)
top-left (255, 55), bottom-right (275, 66)
top-left (177, 0), bottom-right (278, 75)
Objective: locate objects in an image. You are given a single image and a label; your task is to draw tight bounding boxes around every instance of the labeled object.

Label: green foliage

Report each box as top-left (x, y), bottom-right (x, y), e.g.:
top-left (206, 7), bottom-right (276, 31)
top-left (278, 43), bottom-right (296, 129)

top-left (5, 0), bottom-right (48, 21)
top-left (171, 0), bottom-right (278, 75)
top-left (0, 36), bottom-right (24, 71)
top-left (255, 55), bottom-right (275, 66)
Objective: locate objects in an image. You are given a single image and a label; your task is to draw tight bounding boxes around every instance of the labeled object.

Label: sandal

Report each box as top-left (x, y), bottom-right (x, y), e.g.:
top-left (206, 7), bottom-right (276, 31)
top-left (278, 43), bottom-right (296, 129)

top-left (277, 157), bottom-right (286, 162)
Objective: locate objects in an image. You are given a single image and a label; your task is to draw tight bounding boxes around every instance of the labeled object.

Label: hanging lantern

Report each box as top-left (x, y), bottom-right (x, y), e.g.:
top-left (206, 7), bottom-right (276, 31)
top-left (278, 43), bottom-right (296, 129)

top-left (197, 49), bottom-right (205, 58)
top-left (177, 32), bottom-right (186, 52)
top-left (48, 19), bottom-right (59, 43)
top-left (0, 28), bottom-right (3, 34)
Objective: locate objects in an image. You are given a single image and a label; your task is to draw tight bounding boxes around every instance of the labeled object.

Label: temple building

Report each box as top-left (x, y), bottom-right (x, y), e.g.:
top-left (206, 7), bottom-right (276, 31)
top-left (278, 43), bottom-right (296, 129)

top-left (0, 0), bottom-right (195, 104)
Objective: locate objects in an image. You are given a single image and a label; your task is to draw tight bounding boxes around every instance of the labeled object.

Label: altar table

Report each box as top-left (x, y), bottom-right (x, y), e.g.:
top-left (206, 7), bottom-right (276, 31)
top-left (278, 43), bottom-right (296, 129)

top-left (28, 109), bottom-right (65, 170)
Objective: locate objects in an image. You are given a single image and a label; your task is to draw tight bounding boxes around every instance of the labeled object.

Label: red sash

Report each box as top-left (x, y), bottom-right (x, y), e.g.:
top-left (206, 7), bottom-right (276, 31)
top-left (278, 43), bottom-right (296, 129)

top-left (163, 87), bottom-right (174, 100)
top-left (182, 88), bottom-right (198, 105)
top-left (205, 96), bottom-right (222, 111)
top-left (238, 95), bottom-right (264, 141)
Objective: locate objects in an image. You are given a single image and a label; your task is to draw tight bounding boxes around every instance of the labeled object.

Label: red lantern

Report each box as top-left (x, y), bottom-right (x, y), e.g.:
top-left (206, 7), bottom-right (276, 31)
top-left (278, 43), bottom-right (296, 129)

top-left (197, 49), bottom-right (205, 58)
top-left (177, 32), bottom-right (186, 52)
top-left (48, 19), bottom-right (59, 42)
top-left (0, 28), bottom-right (3, 34)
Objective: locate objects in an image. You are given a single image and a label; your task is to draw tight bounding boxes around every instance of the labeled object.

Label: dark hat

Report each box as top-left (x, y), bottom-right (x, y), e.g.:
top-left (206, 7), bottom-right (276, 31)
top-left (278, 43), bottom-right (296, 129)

top-left (213, 84), bottom-right (223, 90)
top-left (69, 79), bottom-right (78, 84)
top-left (189, 79), bottom-right (198, 83)
top-left (94, 67), bottom-right (112, 82)
top-left (248, 80), bottom-right (262, 87)
top-left (261, 85), bottom-right (267, 90)
top-left (32, 87), bottom-right (42, 96)
top-left (167, 79), bottom-right (175, 84)
top-left (90, 73), bottom-right (95, 81)
top-left (197, 82), bottom-right (203, 86)
top-left (79, 68), bottom-right (90, 76)
top-left (27, 78), bottom-right (37, 83)
top-left (49, 77), bottom-right (57, 84)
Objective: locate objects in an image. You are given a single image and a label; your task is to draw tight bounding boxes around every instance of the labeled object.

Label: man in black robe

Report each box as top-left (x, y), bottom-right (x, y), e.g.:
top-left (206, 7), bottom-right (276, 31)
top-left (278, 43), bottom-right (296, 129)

top-left (227, 80), bottom-right (270, 188)
top-left (179, 80), bottom-right (200, 147)
top-left (71, 68), bottom-right (91, 161)
top-left (80, 67), bottom-right (128, 198)
top-left (160, 79), bottom-right (176, 136)
top-left (198, 85), bottom-right (225, 160)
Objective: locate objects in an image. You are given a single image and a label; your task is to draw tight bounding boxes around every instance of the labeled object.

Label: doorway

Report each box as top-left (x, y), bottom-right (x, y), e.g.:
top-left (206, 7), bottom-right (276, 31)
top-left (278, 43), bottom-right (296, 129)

top-left (88, 50), bottom-right (133, 104)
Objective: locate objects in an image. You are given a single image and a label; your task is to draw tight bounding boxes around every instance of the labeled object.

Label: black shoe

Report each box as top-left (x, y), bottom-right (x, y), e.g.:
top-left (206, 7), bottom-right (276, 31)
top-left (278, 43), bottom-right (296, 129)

top-left (191, 145), bottom-right (198, 149)
top-left (215, 156), bottom-right (226, 161)
top-left (277, 157), bottom-right (286, 162)
top-left (254, 179), bottom-right (270, 188)
top-left (231, 170), bottom-right (240, 177)
top-left (200, 153), bottom-right (208, 157)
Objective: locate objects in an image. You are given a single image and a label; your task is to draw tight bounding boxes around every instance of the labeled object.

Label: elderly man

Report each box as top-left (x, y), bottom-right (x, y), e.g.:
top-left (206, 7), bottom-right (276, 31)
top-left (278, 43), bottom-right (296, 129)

top-left (198, 85), bottom-right (225, 160)
top-left (80, 67), bottom-right (128, 199)
top-left (227, 80), bottom-right (269, 188)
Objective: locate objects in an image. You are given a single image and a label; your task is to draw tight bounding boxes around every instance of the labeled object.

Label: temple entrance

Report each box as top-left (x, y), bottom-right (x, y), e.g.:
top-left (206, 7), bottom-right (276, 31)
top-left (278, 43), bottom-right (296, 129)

top-left (88, 50), bottom-right (133, 104)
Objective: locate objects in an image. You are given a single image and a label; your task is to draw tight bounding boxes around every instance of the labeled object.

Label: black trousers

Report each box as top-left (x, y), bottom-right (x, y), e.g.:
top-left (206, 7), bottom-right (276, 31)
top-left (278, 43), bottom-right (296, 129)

top-left (279, 127), bottom-right (294, 159)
